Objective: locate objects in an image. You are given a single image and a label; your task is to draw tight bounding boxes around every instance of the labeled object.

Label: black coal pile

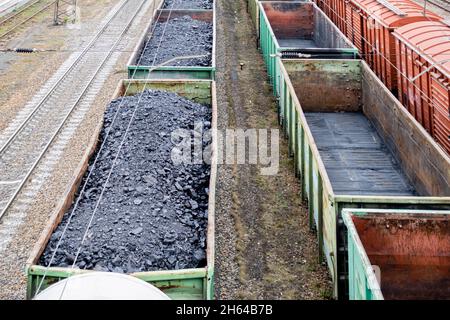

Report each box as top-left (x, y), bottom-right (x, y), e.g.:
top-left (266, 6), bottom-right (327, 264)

top-left (138, 15), bottom-right (213, 67)
top-left (40, 90), bottom-right (212, 273)
top-left (163, 0), bottom-right (213, 10)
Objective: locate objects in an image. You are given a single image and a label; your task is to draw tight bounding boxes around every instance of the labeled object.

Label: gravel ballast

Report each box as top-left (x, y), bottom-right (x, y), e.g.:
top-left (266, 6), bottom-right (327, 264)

top-left (163, 0), bottom-right (214, 10)
top-left (138, 15), bottom-right (213, 67)
top-left (40, 90), bottom-right (212, 274)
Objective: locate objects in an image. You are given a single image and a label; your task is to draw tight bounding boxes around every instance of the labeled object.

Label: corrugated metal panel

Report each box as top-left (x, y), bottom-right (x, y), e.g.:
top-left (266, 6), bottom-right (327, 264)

top-left (356, 0), bottom-right (441, 27)
top-left (394, 21), bottom-right (450, 80)
top-left (431, 75), bottom-right (450, 152)
top-left (393, 21), bottom-right (450, 154)
top-left (343, 209), bottom-right (450, 300)
top-left (338, 0), bottom-right (347, 33)
top-left (348, 3), bottom-right (364, 53)
top-left (347, 0), bottom-right (442, 92)
top-left (278, 59), bottom-right (450, 298)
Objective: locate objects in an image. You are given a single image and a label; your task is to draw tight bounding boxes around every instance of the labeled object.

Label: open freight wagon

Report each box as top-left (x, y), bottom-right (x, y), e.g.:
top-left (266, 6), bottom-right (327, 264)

top-left (127, 6), bottom-right (216, 80)
top-left (343, 209), bottom-right (450, 300)
top-left (276, 58), bottom-right (450, 298)
top-left (26, 79), bottom-right (218, 300)
top-left (258, 1), bottom-right (358, 95)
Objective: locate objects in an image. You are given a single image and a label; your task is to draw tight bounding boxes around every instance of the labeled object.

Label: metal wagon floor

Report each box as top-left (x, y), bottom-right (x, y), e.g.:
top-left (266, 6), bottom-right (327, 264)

top-left (278, 39), bottom-right (318, 48)
top-left (305, 112), bottom-right (416, 196)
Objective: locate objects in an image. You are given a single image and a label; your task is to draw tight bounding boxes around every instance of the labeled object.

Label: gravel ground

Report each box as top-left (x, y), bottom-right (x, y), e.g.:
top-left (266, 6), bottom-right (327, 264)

top-left (0, 0), bottom-right (163, 300)
top-left (214, 0), bottom-right (332, 299)
top-left (138, 15), bottom-right (213, 67)
top-left (163, 0), bottom-right (213, 9)
top-left (40, 90), bottom-right (211, 273)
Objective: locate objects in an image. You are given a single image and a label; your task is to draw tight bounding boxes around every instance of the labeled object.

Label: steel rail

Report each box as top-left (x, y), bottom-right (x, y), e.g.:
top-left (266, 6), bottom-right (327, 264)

top-left (0, 0), bottom-right (130, 156)
top-left (0, 0), bottom-right (44, 24)
top-left (0, 0), bottom-right (146, 220)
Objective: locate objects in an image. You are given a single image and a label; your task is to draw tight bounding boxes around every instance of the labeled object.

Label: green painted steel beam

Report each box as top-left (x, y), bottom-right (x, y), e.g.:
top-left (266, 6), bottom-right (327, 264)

top-left (128, 66), bottom-right (216, 80)
top-left (123, 79), bottom-right (213, 105)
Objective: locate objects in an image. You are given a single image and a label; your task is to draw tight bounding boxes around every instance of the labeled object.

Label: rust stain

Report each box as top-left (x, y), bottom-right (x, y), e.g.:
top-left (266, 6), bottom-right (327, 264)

top-left (262, 3), bottom-right (314, 39)
top-left (353, 214), bottom-right (450, 300)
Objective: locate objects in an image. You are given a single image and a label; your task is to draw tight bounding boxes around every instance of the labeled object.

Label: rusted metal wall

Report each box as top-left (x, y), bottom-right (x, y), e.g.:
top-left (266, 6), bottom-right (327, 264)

top-left (361, 64), bottom-right (450, 196)
top-left (313, 4), bottom-right (353, 49)
top-left (352, 212), bottom-right (450, 300)
top-left (262, 2), bottom-right (314, 39)
top-left (284, 59), bottom-right (362, 112)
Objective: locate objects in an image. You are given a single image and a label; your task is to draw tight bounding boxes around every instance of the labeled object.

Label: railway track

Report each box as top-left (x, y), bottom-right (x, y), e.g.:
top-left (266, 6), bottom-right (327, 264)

top-left (0, 0), bottom-right (25, 15)
top-left (428, 0), bottom-right (450, 14)
top-left (0, 0), bottom-right (56, 40)
top-left (0, 0), bottom-right (147, 223)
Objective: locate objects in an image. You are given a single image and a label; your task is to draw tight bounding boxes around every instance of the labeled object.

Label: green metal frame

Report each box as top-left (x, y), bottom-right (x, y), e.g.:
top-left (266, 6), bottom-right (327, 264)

top-left (342, 208), bottom-right (450, 300)
top-left (276, 58), bottom-right (450, 298)
top-left (127, 8), bottom-right (216, 80)
top-left (258, 1), bottom-right (358, 95)
top-left (26, 79), bottom-right (217, 300)
top-left (27, 266), bottom-right (210, 300)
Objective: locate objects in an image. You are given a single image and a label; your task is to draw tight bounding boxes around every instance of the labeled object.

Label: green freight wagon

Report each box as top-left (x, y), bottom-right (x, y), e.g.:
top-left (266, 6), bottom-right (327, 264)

top-left (276, 58), bottom-right (450, 298)
top-left (127, 8), bottom-right (216, 80)
top-left (343, 209), bottom-right (450, 300)
top-left (259, 1), bottom-right (358, 95)
top-left (26, 79), bottom-right (218, 300)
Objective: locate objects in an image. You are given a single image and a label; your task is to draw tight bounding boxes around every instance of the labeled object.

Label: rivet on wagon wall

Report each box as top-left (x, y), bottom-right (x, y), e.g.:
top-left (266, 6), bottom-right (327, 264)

top-left (240, 62), bottom-right (245, 70)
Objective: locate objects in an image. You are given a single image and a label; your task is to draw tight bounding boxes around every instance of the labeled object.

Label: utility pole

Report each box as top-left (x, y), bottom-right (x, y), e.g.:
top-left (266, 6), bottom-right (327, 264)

top-left (53, 0), bottom-right (78, 25)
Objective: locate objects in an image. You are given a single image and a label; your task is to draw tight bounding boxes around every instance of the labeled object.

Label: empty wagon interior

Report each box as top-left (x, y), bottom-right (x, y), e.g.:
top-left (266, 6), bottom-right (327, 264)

top-left (283, 59), bottom-right (450, 198)
top-left (261, 2), bottom-right (353, 50)
top-left (351, 213), bottom-right (450, 300)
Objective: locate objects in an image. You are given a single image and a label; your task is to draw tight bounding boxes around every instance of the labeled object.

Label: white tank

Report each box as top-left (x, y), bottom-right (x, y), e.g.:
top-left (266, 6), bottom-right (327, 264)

top-left (34, 272), bottom-right (171, 300)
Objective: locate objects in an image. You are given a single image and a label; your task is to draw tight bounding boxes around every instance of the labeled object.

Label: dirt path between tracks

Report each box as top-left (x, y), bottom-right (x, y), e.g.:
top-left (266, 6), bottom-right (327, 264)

top-left (214, 0), bottom-right (332, 300)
